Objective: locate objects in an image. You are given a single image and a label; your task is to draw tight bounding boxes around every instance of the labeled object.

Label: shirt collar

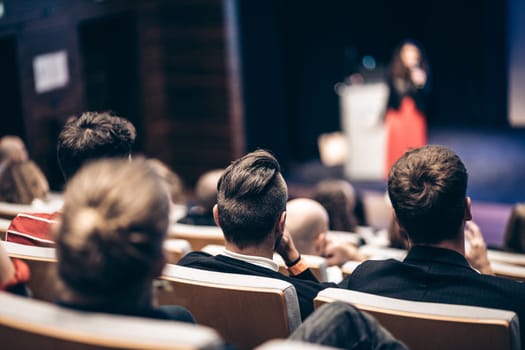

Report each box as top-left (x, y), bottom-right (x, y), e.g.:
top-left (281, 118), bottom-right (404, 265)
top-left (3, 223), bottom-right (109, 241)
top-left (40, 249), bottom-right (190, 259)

top-left (220, 248), bottom-right (279, 272)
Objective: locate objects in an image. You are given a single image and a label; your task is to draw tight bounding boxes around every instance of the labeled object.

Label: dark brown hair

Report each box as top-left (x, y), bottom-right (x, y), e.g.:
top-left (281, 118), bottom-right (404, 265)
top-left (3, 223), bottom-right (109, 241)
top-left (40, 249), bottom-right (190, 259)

top-left (388, 145), bottom-right (468, 244)
top-left (216, 150), bottom-right (287, 248)
top-left (57, 112), bottom-right (136, 180)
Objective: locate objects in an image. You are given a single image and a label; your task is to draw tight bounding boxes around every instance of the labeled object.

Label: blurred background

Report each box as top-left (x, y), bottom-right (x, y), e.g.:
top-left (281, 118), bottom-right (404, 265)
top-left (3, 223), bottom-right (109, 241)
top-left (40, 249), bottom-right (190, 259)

top-left (0, 0), bottom-right (524, 244)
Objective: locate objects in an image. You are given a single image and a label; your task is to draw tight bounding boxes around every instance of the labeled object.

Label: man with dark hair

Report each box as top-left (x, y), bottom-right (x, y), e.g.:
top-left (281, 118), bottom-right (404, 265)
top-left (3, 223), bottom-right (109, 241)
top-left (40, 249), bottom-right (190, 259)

top-left (341, 145), bottom-right (525, 348)
top-left (6, 112), bottom-right (136, 246)
top-left (178, 150), bottom-right (334, 319)
top-left (57, 112), bottom-right (136, 179)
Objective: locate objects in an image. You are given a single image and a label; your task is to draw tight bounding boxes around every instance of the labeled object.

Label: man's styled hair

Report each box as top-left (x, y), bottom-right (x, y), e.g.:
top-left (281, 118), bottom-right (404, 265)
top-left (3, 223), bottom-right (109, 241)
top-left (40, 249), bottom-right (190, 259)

top-left (216, 150), bottom-right (287, 248)
top-left (57, 112), bottom-right (136, 179)
top-left (388, 145), bottom-right (468, 244)
top-left (56, 158), bottom-right (170, 297)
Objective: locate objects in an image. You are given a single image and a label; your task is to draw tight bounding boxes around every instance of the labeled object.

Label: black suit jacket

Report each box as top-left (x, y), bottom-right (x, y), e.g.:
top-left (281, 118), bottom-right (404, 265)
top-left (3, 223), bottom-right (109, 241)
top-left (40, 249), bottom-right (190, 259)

top-left (341, 246), bottom-right (525, 349)
top-left (178, 252), bottom-right (335, 320)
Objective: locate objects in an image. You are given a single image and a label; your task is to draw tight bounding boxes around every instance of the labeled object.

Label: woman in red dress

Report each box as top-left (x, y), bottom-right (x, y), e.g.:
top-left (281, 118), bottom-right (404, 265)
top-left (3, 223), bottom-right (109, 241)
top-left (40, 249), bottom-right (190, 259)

top-left (385, 40), bottom-right (430, 176)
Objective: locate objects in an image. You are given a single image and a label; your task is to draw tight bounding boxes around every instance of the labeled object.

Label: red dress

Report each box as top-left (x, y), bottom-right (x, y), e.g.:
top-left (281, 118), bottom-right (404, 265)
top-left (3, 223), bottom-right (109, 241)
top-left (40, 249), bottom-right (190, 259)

top-left (385, 97), bottom-right (426, 177)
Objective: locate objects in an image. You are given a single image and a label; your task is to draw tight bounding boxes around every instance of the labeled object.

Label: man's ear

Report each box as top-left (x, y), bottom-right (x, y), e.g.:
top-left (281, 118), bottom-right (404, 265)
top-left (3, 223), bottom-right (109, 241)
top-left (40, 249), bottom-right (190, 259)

top-left (212, 204), bottom-right (221, 227)
top-left (278, 211), bottom-right (287, 234)
top-left (464, 197), bottom-right (472, 221)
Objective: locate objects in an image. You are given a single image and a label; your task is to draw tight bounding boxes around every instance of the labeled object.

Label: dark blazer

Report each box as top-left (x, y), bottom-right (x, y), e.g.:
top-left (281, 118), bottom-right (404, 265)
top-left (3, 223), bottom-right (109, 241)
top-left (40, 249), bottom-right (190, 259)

top-left (178, 252), bottom-right (335, 320)
top-left (341, 246), bottom-right (525, 349)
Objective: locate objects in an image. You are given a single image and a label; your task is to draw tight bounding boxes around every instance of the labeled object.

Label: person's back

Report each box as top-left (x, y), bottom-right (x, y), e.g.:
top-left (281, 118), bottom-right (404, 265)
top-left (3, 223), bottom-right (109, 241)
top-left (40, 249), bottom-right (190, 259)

top-left (6, 112), bottom-right (136, 246)
top-left (178, 150), bottom-right (334, 319)
top-left (55, 158), bottom-right (193, 323)
top-left (341, 145), bottom-right (525, 348)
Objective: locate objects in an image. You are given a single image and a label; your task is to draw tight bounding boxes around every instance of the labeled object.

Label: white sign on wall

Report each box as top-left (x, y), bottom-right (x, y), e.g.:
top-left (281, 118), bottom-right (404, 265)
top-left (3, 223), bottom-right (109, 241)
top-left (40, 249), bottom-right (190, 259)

top-left (33, 50), bottom-right (70, 94)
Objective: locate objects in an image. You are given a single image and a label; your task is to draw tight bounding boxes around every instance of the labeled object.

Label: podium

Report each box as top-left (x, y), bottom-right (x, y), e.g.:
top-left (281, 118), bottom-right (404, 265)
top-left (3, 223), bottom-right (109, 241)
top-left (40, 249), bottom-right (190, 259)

top-left (337, 82), bottom-right (389, 180)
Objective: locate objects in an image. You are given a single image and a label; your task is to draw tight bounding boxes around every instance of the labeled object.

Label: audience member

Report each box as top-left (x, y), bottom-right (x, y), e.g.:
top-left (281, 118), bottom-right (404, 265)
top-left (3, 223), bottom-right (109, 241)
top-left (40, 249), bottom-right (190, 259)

top-left (312, 179), bottom-right (367, 231)
top-left (341, 145), bottom-right (525, 348)
top-left (503, 203), bottom-right (525, 253)
top-left (55, 158), bottom-right (194, 322)
top-left (177, 169), bottom-right (223, 226)
top-left (147, 158), bottom-right (185, 205)
top-left (0, 135), bottom-right (49, 204)
top-left (286, 198), bottom-right (363, 268)
top-left (178, 150), bottom-right (335, 319)
top-left (286, 198), bottom-right (329, 257)
top-left (6, 112), bottom-right (136, 246)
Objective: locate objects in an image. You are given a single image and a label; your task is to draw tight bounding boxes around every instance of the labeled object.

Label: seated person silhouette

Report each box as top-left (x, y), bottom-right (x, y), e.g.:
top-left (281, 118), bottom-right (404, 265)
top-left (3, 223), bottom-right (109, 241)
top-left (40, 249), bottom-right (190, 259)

top-left (286, 198), bottom-right (364, 268)
top-left (0, 135), bottom-right (49, 205)
top-left (177, 169), bottom-right (224, 226)
top-left (6, 112), bottom-right (136, 246)
top-left (341, 145), bottom-right (525, 349)
top-left (54, 157), bottom-right (194, 322)
top-left (312, 179), bottom-right (367, 232)
top-left (178, 150), bottom-right (336, 319)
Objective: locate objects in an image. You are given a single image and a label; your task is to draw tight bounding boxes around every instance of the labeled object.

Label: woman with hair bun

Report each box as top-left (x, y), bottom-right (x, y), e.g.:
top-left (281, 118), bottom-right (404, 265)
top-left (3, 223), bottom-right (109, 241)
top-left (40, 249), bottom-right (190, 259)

top-left (54, 157), bottom-right (194, 322)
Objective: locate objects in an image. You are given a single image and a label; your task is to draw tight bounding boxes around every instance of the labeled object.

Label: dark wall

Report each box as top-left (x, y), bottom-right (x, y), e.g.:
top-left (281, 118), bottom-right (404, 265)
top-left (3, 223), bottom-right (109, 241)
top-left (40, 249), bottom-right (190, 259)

top-left (240, 0), bottom-right (508, 162)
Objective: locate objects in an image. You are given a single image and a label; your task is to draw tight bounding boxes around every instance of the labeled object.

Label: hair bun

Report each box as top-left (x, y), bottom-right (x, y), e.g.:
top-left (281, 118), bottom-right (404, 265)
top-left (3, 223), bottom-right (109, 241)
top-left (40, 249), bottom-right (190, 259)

top-left (73, 207), bottom-right (103, 242)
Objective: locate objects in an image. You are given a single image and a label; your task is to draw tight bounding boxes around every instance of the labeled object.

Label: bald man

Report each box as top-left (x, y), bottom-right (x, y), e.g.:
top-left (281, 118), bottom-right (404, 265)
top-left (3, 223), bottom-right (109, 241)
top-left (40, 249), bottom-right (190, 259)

top-left (286, 198), bottom-right (329, 256)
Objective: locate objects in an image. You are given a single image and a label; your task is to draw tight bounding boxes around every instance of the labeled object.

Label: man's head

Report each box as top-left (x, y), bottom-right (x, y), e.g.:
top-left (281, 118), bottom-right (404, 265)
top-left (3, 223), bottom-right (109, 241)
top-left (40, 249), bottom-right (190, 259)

top-left (57, 112), bottom-right (136, 180)
top-left (214, 150), bottom-right (287, 249)
top-left (286, 198), bottom-right (328, 256)
top-left (195, 169), bottom-right (224, 213)
top-left (388, 145), bottom-right (470, 245)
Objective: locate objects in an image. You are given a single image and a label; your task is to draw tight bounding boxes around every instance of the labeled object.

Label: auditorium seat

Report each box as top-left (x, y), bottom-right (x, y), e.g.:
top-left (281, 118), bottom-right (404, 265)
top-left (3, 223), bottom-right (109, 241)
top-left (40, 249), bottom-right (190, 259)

top-left (255, 339), bottom-right (339, 350)
top-left (490, 261), bottom-right (525, 281)
top-left (487, 249), bottom-right (525, 267)
top-left (157, 264), bottom-right (301, 350)
top-left (0, 193), bottom-right (62, 220)
top-left (168, 223), bottom-right (224, 251)
top-left (314, 288), bottom-right (520, 350)
top-left (0, 291), bottom-right (224, 350)
top-left (3, 241), bottom-right (58, 302)
top-left (163, 238), bottom-right (191, 264)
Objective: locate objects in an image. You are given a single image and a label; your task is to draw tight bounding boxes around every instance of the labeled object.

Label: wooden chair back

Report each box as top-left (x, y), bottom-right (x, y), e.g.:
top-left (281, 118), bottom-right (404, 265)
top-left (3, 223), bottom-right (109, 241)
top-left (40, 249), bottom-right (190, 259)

top-left (163, 238), bottom-right (191, 264)
top-left (168, 224), bottom-right (224, 251)
top-left (157, 264), bottom-right (301, 350)
top-left (314, 288), bottom-right (520, 350)
top-left (0, 291), bottom-right (223, 350)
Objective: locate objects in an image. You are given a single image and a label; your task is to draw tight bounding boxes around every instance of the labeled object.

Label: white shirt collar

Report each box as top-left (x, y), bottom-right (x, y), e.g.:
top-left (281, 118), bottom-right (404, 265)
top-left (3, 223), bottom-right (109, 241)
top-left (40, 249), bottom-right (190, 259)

top-left (220, 248), bottom-right (279, 272)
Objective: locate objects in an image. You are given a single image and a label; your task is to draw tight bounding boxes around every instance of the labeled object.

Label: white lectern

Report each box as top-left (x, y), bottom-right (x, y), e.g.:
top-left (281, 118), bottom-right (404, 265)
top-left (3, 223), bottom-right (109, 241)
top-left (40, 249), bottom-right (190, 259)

top-left (337, 82), bottom-right (389, 180)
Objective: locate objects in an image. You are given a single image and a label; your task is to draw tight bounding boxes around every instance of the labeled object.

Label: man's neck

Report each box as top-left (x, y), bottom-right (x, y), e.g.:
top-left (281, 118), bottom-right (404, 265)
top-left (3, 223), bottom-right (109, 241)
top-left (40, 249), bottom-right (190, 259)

top-left (419, 239), bottom-right (465, 256)
top-left (224, 241), bottom-right (274, 260)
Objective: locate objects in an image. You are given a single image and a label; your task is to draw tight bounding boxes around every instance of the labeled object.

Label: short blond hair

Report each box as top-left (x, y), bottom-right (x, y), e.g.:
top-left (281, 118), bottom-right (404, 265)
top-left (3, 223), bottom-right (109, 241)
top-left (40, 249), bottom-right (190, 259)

top-left (56, 157), bottom-right (170, 296)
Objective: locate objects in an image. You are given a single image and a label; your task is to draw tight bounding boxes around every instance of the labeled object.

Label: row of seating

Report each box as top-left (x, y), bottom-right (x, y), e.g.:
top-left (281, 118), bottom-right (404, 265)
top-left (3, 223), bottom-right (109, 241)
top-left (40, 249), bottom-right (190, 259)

top-left (0, 240), bottom-right (520, 350)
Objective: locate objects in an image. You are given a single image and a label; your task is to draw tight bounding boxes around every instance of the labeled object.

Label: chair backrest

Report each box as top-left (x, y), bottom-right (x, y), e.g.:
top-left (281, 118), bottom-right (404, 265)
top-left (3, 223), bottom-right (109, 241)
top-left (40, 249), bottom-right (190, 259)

top-left (487, 249), bottom-right (525, 267)
top-left (490, 261), bottom-right (525, 281)
top-left (168, 223), bottom-right (224, 251)
top-left (163, 239), bottom-right (192, 264)
top-left (0, 291), bottom-right (223, 350)
top-left (157, 264), bottom-right (301, 350)
top-left (2, 241), bottom-right (58, 302)
top-left (255, 339), bottom-right (339, 350)
top-left (0, 193), bottom-right (62, 220)
top-left (0, 218), bottom-right (12, 240)
top-left (314, 288), bottom-right (520, 350)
